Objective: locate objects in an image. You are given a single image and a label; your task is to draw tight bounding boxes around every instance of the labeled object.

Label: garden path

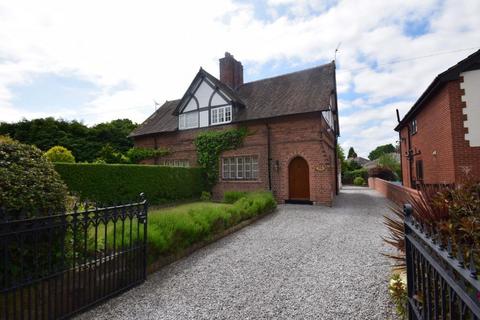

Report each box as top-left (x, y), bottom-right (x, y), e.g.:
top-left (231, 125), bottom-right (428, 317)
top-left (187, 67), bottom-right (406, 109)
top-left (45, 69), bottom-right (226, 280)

top-left (77, 186), bottom-right (396, 320)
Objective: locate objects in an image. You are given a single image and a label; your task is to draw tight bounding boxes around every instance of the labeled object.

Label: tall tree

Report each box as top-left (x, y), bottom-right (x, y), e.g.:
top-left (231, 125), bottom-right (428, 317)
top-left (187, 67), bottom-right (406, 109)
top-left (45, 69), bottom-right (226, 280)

top-left (347, 147), bottom-right (358, 159)
top-left (368, 143), bottom-right (396, 160)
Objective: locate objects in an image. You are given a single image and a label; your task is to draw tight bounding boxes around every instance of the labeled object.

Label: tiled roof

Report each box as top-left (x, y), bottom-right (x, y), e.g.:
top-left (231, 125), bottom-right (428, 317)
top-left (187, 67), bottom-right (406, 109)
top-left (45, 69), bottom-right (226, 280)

top-left (130, 62), bottom-right (336, 137)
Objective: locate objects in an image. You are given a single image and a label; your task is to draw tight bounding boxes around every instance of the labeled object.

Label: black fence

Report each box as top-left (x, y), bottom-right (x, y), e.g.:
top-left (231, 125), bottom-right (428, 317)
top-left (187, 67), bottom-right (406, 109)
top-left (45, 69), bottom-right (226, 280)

top-left (0, 195), bottom-right (148, 319)
top-left (404, 204), bottom-right (480, 320)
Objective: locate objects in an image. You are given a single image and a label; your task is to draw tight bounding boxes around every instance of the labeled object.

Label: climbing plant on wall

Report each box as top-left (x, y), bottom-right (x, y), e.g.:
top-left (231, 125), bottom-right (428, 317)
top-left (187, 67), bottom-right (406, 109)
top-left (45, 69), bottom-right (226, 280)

top-left (194, 127), bottom-right (247, 188)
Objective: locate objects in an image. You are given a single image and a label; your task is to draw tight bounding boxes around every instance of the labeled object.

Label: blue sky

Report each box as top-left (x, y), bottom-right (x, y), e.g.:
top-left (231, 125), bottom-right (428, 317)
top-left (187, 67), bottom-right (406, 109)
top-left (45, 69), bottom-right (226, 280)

top-left (0, 0), bottom-right (479, 156)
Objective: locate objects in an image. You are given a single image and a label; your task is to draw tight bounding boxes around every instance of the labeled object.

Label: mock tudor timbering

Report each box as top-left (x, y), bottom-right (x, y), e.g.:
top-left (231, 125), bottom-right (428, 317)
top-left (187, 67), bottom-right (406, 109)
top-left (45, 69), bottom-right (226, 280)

top-left (130, 53), bottom-right (340, 205)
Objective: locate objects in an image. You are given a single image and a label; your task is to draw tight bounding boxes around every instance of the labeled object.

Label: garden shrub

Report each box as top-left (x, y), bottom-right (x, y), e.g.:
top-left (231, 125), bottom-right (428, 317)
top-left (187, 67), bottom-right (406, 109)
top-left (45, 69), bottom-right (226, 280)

top-left (44, 145), bottom-right (76, 163)
top-left (54, 163), bottom-right (207, 205)
top-left (0, 137), bottom-right (68, 218)
top-left (342, 168), bottom-right (368, 184)
top-left (200, 191), bottom-right (211, 201)
top-left (368, 167), bottom-right (396, 181)
top-left (223, 190), bottom-right (247, 204)
top-left (138, 192), bottom-right (276, 262)
top-left (353, 176), bottom-right (365, 186)
top-left (388, 273), bottom-right (407, 320)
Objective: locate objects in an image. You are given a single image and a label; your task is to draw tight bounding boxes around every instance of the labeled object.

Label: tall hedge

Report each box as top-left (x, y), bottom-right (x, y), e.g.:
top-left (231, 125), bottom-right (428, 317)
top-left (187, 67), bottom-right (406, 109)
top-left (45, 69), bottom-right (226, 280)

top-left (54, 163), bottom-right (207, 205)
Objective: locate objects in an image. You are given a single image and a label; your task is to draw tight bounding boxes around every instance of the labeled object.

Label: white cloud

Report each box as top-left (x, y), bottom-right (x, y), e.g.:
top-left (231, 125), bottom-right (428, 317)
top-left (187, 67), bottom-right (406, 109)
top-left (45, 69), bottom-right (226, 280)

top-left (0, 0), bottom-right (479, 155)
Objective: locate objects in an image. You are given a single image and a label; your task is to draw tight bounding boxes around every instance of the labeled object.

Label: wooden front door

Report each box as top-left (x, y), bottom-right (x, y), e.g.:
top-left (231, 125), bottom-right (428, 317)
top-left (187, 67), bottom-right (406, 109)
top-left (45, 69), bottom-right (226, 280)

top-left (288, 157), bottom-right (310, 200)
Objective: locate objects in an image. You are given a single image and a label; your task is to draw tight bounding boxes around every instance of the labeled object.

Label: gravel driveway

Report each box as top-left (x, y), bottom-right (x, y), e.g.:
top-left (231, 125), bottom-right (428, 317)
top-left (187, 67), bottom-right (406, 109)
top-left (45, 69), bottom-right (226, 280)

top-left (78, 186), bottom-right (396, 320)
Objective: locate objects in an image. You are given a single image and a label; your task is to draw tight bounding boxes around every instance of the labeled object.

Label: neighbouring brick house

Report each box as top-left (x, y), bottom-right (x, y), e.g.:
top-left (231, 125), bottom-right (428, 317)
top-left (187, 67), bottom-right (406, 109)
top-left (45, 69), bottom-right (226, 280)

top-left (130, 53), bottom-right (340, 205)
top-left (395, 49), bottom-right (480, 188)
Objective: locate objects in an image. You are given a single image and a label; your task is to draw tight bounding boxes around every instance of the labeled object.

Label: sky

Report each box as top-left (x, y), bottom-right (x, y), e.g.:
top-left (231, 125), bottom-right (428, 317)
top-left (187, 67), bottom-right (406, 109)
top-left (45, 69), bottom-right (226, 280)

top-left (0, 0), bottom-right (479, 157)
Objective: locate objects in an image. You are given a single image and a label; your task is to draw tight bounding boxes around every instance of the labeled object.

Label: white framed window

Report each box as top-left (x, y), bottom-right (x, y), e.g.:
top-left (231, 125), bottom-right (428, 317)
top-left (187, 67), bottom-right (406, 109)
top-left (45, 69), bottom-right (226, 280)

top-left (222, 156), bottom-right (258, 180)
top-left (211, 105), bottom-right (232, 125)
top-left (179, 112), bottom-right (198, 130)
top-left (410, 119), bottom-right (417, 135)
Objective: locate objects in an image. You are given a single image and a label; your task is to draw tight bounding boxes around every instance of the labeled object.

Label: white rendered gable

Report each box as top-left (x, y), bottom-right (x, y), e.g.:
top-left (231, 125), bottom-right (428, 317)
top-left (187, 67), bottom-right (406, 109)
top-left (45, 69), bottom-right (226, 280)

top-left (194, 80), bottom-right (214, 108)
top-left (460, 70), bottom-right (480, 147)
top-left (211, 91), bottom-right (229, 106)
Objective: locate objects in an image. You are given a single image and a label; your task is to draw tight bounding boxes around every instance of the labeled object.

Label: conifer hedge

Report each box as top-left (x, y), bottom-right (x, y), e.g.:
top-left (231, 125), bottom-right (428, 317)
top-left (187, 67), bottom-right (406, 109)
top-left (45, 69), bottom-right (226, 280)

top-left (54, 163), bottom-right (207, 205)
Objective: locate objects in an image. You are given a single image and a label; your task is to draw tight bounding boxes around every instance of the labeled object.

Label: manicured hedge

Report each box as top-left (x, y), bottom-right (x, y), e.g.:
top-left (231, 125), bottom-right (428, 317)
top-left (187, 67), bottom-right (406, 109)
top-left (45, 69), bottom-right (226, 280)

top-left (54, 163), bottom-right (207, 205)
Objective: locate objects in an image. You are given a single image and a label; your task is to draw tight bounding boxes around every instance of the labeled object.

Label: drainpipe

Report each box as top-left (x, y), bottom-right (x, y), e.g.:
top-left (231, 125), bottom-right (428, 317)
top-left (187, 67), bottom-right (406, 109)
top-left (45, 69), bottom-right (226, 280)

top-left (266, 123), bottom-right (272, 191)
top-left (396, 109), bottom-right (403, 185)
top-left (407, 125), bottom-right (414, 188)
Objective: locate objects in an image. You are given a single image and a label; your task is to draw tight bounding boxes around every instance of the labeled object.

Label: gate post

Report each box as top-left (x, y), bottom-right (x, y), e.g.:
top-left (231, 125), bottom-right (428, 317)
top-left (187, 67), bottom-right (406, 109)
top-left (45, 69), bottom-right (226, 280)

top-left (140, 193), bottom-right (148, 281)
top-left (404, 203), bottom-right (416, 320)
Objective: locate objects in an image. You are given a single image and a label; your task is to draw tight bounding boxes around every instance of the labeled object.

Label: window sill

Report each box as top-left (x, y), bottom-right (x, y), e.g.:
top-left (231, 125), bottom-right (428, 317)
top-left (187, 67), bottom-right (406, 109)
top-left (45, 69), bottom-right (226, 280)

top-left (220, 179), bottom-right (263, 184)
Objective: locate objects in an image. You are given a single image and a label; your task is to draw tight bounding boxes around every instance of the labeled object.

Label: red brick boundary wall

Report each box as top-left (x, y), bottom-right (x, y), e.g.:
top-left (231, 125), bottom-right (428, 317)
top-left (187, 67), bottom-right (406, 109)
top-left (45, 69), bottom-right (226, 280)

top-left (368, 177), bottom-right (419, 206)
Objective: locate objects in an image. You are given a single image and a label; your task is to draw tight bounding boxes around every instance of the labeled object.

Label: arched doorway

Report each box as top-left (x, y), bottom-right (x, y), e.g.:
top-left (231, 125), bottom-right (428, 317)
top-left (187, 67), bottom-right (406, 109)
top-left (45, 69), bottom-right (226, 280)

top-left (288, 156), bottom-right (310, 200)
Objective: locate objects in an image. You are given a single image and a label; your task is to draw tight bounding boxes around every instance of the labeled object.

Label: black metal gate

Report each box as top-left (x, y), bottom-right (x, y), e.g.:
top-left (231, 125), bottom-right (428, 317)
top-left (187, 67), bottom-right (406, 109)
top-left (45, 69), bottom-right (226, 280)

top-left (1, 194), bottom-right (148, 319)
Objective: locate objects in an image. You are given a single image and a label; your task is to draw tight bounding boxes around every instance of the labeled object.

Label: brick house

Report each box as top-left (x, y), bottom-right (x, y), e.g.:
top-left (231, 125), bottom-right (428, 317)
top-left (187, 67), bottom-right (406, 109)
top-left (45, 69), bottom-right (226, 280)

top-left (395, 50), bottom-right (480, 188)
top-left (130, 53), bottom-right (340, 205)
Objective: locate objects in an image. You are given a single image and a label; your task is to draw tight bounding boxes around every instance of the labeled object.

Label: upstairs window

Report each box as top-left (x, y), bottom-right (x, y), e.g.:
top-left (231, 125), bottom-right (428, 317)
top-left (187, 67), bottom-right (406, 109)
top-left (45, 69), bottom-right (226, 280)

top-left (211, 105), bottom-right (232, 125)
top-left (410, 119), bottom-right (417, 135)
top-left (162, 159), bottom-right (190, 167)
top-left (179, 112), bottom-right (198, 130)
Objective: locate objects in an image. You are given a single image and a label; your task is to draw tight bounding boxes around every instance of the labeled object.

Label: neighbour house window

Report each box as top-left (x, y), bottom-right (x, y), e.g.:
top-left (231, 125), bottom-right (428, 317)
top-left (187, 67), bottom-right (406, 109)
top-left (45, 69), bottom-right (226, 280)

top-left (222, 156), bottom-right (258, 180)
top-left (211, 105), bottom-right (232, 125)
top-left (410, 119), bottom-right (417, 135)
top-left (162, 159), bottom-right (190, 168)
top-left (415, 160), bottom-right (423, 181)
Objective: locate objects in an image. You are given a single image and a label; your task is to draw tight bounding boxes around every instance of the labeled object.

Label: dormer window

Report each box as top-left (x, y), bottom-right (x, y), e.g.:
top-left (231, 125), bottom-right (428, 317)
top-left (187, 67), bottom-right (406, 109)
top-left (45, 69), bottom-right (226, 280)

top-left (177, 74), bottom-right (234, 130)
top-left (211, 105), bottom-right (232, 125)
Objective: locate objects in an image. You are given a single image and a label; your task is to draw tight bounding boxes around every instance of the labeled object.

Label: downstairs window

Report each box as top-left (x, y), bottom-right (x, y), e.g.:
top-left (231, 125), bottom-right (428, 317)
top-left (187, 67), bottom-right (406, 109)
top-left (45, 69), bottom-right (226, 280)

top-left (222, 156), bottom-right (258, 180)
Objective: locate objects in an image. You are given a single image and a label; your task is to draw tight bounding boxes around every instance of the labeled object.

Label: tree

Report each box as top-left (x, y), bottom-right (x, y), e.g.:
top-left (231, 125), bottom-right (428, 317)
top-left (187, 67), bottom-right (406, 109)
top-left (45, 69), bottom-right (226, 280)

top-left (378, 153), bottom-right (401, 180)
top-left (368, 143), bottom-right (396, 160)
top-left (45, 146), bottom-right (76, 163)
top-left (347, 147), bottom-right (358, 159)
top-left (0, 118), bottom-right (137, 162)
top-left (0, 137), bottom-right (68, 218)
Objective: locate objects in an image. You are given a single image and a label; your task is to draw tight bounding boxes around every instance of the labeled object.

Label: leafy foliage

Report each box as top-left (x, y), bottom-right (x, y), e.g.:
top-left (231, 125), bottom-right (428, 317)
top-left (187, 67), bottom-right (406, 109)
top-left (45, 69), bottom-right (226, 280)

top-left (368, 143), bottom-right (396, 160)
top-left (347, 147), bottom-right (358, 159)
top-left (54, 163), bottom-right (207, 205)
top-left (223, 191), bottom-right (248, 204)
top-left (353, 176), bottom-right (365, 186)
top-left (126, 147), bottom-right (170, 164)
top-left (368, 167), bottom-right (397, 181)
top-left (44, 145), bottom-right (76, 163)
top-left (343, 168), bottom-right (368, 184)
top-left (96, 144), bottom-right (128, 164)
top-left (388, 273), bottom-right (407, 320)
top-left (0, 138), bottom-right (68, 218)
top-left (378, 153), bottom-right (401, 180)
top-left (200, 191), bottom-right (211, 201)
top-left (194, 127), bottom-right (247, 188)
top-left (0, 118), bottom-right (137, 162)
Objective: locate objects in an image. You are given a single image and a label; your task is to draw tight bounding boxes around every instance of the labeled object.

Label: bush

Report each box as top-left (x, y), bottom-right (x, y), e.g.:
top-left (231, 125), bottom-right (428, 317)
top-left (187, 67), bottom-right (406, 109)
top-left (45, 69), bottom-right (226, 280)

top-left (343, 168), bottom-right (368, 184)
top-left (368, 167), bottom-right (396, 181)
top-left (126, 147), bottom-right (170, 164)
top-left (200, 191), bottom-right (211, 201)
top-left (141, 192), bottom-right (276, 261)
top-left (54, 163), bottom-right (207, 205)
top-left (44, 145), bottom-right (76, 163)
top-left (353, 176), bottom-right (365, 186)
top-left (223, 191), bottom-right (247, 204)
top-left (0, 138), bottom-right (68, 218)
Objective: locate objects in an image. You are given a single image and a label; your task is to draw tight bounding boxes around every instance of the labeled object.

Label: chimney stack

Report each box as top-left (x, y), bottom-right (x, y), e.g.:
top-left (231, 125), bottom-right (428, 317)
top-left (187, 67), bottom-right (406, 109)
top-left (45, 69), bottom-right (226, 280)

top-left (219, 52), bottom-right (243, 89)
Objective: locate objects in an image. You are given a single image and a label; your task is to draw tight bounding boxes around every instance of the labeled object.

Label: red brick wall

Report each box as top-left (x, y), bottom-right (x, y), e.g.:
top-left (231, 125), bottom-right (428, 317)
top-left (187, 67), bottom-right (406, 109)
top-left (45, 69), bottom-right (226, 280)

top-left (133, 113), bottom-right (337, 205)
top-left (368, 177), bottom-right (419, 206)
top-left (449, 79), bottom-right (480, 182)
top-left (399, 79), bottom-right (480, 188)
top-left (399, 84), bottom-right (455, 188)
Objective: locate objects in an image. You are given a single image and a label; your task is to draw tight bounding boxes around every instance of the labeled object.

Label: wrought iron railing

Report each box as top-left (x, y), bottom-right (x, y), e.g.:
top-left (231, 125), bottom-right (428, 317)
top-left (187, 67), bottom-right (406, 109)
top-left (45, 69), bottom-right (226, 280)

top-left (0, 194), bottom-right (148, 319)
top-left (404, 204), bottom-right (480, 320)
